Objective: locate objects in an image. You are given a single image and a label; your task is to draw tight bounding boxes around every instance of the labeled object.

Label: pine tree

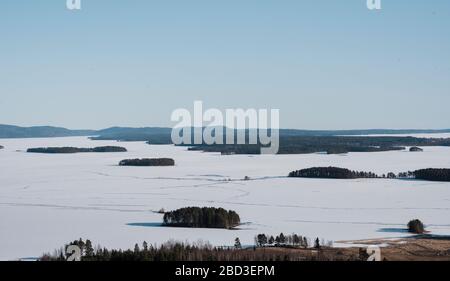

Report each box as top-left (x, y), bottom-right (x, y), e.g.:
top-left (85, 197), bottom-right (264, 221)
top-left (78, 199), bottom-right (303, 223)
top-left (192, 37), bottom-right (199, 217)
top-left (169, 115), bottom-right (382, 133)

top-left (314, 238), bottom-right (320, 249)
top-left (134, 243), bottom-right (140, 253)
top-left (303, 237), bottom-right (308, 248)
top-left (279, 233), bottom-right (286, 244)
top-left (85, 239), bottom-right (94, 257)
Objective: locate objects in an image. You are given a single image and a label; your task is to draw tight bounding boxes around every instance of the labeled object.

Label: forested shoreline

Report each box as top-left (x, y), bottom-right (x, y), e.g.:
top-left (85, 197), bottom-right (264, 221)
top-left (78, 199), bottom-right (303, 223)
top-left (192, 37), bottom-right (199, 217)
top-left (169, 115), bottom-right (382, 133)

top-left (186, 136), bottom-right (450, 155)
top-left (288, 167), bottom-right (450, 182)
top-left (414, 169), bottom-right (450, 182)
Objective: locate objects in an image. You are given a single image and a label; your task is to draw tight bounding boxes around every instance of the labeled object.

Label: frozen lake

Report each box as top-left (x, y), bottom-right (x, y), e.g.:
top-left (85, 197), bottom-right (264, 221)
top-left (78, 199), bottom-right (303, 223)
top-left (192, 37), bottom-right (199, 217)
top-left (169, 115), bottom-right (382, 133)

top-left (1, 136), bottom-right (450, 260)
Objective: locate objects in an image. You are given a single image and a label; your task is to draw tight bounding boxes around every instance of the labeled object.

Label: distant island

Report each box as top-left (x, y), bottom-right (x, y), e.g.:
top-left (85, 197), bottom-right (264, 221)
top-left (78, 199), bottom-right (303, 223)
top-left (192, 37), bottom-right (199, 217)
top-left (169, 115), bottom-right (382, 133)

top-left (0, 145), bottom-right (3, 149)
top-left (288, 167), bottom-right (378, 179)
top-left (409, 147), bottom-right (424, 152)
top-left (162, 207), bottom-right (240, 229)
top-left (27, 146), bottom-right (127, 154)
top-left (119, 158), bottom-right (175, 166)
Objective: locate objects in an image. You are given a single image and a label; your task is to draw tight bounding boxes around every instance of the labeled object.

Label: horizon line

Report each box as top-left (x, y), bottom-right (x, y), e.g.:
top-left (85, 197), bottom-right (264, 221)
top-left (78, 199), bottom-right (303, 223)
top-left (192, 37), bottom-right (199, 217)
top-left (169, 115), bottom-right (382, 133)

top-left (1, 123), bottom-right (450, 132)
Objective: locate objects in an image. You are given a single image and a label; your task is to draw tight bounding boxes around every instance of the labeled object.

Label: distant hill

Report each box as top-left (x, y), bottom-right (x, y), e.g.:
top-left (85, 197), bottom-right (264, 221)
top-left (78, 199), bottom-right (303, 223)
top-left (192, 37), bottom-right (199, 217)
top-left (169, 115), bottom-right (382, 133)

top-left (90, 127), bottom-right (450, 143)
top-left (91, 127), bottom-right (173, 143)
top-left (1, 124), bottom-right (450, 140)
top-left (0, 124), bottom-right (95, 138)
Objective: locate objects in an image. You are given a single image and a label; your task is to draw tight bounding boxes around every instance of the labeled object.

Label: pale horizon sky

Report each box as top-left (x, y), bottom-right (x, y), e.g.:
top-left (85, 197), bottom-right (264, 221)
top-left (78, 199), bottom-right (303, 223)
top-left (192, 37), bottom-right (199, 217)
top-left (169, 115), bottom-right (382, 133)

top-left (1, 1), bottom-right (449, 130)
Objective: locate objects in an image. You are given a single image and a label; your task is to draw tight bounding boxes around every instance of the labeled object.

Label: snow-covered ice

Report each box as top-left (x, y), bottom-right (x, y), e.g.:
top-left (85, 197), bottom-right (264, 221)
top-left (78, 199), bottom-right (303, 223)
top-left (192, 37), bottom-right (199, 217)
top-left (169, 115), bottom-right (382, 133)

top-left (1, 136), bottom-right (450, 260)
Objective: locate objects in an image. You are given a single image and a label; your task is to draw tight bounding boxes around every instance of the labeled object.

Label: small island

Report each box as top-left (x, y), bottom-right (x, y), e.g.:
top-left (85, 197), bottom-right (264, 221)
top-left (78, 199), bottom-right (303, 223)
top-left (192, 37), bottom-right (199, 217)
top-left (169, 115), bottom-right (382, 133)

top-left (27, 146), bottom-right (127, 154)
top-left (408, 219), bottom-right (425, 234)
top-left (119, 158), bottom-right (175, 166)
top-left (409, 147), bottom-right (424, 152)
top-left (163, 207), bottom-right (240, 229)
top-left (0, 145), bottom-right (3, 149)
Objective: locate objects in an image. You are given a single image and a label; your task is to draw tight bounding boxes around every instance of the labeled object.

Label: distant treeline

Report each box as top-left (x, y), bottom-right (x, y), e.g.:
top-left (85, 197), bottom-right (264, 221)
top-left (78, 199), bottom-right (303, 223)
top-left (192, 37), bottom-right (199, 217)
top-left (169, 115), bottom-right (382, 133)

top-left (163, 207), bottom-right (240, 229)
top-left (288, 167), bottom-right (450, 182)
top-left (40, 238), bottom-right (361, 261)
top-left (187, 136), bottom-right (450, 155)
top-left (119, 158), bottom-right (175, 166)
top-left (27, 146), bottom-right (127, 154)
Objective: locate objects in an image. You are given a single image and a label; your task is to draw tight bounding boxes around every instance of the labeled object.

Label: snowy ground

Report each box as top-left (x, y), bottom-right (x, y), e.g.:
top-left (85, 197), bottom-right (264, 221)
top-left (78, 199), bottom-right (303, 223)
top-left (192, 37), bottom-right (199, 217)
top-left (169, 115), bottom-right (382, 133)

top-left (1, 136), bottom-right (450, 260)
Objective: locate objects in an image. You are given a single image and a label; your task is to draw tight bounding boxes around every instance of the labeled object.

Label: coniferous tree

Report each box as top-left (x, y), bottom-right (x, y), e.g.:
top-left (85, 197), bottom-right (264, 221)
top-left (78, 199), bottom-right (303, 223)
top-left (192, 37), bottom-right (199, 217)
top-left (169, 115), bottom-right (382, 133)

top-left (85, 240), bottom-right (94, 257)
top-left (314, 238), bottom-right (320, 249)
top-left (256, 234), bottom-right (268, 247)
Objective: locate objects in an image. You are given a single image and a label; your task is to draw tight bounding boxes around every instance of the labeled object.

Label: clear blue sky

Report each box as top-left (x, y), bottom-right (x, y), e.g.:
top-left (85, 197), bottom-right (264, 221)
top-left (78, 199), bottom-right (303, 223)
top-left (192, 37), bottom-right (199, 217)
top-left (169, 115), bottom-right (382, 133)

top-left (1, 0), bottom-right (449, 129)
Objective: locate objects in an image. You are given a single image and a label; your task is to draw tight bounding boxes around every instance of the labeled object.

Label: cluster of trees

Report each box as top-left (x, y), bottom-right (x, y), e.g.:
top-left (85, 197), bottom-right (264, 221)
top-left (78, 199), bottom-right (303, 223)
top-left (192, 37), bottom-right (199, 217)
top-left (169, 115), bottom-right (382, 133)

top-left (40, 239), bottom-right (359, 261)
top-left (255, 233), bottom-right (311, 248)
top-left (288, 167), bottom-right (379, 179)
top-left (27, 146), bottom-right (127, 154)
top-left (254, 233), bottom-right (329, 250)
top-left (386, 169), bottom-right (450, 182)
top-left (0, 145), bottom-right (3, 149)
top-left (413, 169), bottom-right (450, 182)
top-left (163, 207), bottom-right (240, 229)
top-left (119, 158), bottom-right (175, 166)
top-left (408, 219), bottom-right (425, 234)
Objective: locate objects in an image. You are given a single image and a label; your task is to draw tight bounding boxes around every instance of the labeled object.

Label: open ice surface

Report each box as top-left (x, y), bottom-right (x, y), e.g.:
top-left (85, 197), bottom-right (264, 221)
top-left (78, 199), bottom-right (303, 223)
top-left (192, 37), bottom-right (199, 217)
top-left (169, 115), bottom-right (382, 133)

top-left (0, 136), bottom-right (449, 260)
